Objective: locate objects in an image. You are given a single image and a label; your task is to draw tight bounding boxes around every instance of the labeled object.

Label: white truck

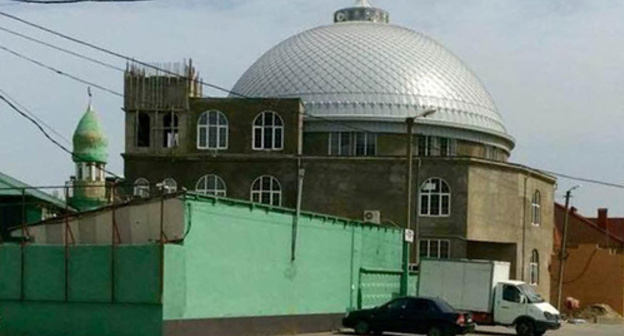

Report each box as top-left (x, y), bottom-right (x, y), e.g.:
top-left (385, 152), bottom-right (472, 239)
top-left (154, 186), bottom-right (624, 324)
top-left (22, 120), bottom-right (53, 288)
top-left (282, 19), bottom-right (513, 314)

top-left (417, 259), bottom-right (561, 336)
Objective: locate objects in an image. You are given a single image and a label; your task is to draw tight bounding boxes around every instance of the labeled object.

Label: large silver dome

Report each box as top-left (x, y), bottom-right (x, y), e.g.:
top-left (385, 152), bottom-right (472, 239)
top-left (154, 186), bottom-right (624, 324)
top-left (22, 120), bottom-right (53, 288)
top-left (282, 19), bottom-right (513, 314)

top-left (231, 4), bottom-right (514, 151)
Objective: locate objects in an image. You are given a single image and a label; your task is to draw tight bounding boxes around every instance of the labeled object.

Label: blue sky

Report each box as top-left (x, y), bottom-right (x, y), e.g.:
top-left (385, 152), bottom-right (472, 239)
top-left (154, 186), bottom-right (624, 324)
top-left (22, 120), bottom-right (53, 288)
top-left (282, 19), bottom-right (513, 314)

top-left (1, 0), bottom-right (623, 216)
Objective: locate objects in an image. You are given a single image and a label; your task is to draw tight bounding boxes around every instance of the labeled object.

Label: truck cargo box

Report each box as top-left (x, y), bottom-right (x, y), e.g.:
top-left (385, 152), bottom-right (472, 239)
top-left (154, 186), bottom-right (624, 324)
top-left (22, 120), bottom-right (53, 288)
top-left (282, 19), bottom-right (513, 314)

top-left (417, 259), bottom-right (510, 313)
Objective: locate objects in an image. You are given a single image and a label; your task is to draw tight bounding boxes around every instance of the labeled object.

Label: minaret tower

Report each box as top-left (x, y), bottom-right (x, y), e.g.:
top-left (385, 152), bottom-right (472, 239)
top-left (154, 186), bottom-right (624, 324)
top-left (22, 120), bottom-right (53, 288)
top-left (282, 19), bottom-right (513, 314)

top-left (68, 90), bottom-right (109, 211)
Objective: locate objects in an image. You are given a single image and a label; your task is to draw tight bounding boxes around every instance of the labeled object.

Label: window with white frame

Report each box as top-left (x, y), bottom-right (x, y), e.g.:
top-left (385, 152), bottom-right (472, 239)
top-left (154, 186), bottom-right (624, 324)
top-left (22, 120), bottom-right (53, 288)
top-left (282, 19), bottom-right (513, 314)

top-left (133, 178), bottom-right (150, 198)
top-left (252, 111), bottom-right (284, 150)
top-left (417, 136), bottom-right (455, 157)
top-left (530, 249), bottom-right (539, 285)
top-left (328, 132), bottom-right (376, 156)
top-left (420, 178), bottom-right (451, 217)
top-left (419, 239), bottom-right (451, 259)
top-left (161, 178), bottom-right (178, 194)
top-left (195, 174), bottom-right (227, 197)
top-left (531, 190), bottom-right (541, 226)
top-left (197, 110), bottom-right (228, 150)
top-left (250, 175), bottom-right (281, 206)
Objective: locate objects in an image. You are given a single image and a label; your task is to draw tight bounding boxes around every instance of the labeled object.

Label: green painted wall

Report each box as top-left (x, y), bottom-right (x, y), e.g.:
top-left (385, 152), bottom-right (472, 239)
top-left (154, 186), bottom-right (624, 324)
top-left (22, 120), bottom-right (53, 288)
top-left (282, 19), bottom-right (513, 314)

top-left (0, 244), bottom-right (162, 336)
top-left (0, 302), bottom-right (161, 336)
top-left (163, 197), bottom-right (403, 320)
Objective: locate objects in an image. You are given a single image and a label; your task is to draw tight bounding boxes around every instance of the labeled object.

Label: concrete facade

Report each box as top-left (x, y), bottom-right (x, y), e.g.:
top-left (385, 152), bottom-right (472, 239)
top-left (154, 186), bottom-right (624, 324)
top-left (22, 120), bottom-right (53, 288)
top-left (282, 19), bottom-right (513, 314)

top-left (121, 77), bottom-right (556, 299)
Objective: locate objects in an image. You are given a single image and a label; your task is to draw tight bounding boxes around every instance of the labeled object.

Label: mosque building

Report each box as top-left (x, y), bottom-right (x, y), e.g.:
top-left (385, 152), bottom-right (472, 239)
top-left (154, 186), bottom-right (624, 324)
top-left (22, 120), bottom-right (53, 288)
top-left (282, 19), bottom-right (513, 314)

top-left (122, 0), bottom-right (556, 298)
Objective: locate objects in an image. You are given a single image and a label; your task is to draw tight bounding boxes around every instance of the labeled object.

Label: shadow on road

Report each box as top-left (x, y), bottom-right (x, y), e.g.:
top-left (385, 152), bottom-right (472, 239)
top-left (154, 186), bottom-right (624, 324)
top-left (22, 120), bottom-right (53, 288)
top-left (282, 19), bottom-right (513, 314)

top-left (472, 331), bottom-right (514, 336)
top-left (333, 329), bottom-right (514, 336)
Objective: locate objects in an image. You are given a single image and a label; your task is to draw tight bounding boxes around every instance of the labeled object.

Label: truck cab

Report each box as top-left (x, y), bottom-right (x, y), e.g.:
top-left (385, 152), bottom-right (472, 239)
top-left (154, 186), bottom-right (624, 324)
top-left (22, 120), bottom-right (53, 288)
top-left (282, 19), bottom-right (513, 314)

top-left (493, 281), bottom-right (561, 336)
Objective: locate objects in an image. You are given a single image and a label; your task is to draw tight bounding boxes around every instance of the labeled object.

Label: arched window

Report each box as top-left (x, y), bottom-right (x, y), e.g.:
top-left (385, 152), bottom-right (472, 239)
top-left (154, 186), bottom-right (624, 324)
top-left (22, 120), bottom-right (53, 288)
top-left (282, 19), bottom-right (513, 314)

top-left (162, 178), bottom-right (178, 194)
top-left (250, 175), bottom-right (281, 206)
top-left (531, 190), bottom-right (541, 226)
top-left (252, 111), bottom-right (284, 150)
top-left (163, 112), bottom-right (179, 148)
top-left (196, 174), bottom-right (227, 197)
top-left (197, 110), bottom-right (228, 150)
top-left (530, 250), bottom-right (539, 285)
top-left (419, 178), bottom-right (451, 217)
top-left (136, 112), bottom-right (150, 147)
top-left (133, 178), bottom-right (150, 198)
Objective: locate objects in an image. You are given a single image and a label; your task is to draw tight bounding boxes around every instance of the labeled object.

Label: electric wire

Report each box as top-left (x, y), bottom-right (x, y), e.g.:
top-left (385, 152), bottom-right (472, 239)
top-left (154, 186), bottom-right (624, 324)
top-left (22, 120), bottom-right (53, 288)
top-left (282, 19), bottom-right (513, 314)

top-left (2, 9), bottom-right (624, 192)
top-left (0, 87), bottom-right (71, 145)
top-left (0, 24), bottom-right (126, 73)
top-left (0, 9), bottom-right (240, 97)
top-left (0, 90), bottom-right (123, 179)
top-left (0, 43), bottom-right (123, 97)
top-left (7, 0), bottom-right (153, 4)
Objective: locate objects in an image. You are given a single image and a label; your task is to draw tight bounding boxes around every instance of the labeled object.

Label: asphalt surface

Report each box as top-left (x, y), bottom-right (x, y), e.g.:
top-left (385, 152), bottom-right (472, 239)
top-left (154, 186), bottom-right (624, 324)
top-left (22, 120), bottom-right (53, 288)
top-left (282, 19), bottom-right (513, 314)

top-left (299, 323), bottom-right (623, 336)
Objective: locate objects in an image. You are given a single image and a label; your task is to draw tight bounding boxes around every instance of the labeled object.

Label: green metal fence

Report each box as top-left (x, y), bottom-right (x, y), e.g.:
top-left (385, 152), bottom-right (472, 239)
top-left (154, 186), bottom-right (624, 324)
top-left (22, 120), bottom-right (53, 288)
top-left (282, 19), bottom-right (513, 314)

top-left (357, 267), bottom-right (418, 309)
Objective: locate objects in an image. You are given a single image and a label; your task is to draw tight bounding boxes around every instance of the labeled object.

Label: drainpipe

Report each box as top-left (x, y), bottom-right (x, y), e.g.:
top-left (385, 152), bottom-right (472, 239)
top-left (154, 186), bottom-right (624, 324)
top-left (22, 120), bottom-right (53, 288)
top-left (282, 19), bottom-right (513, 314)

top-left (521, 172), bottom-right (529, 281)
top-left (291, 158), bottom-right (305, 261)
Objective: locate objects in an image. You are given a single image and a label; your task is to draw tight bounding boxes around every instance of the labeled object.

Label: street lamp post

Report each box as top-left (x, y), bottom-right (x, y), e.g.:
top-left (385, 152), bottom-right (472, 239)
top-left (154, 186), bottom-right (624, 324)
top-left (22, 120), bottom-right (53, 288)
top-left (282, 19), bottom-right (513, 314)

top-left (400, 108), bottom-right (436, 296)
top-left (556, 185), bottom-right (580, 311)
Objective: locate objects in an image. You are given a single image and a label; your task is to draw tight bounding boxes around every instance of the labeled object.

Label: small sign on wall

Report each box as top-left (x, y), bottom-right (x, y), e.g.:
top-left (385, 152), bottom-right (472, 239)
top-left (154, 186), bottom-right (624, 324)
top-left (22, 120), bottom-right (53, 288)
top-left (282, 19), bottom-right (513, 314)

top-left (404, 229), bottom-right (414, 243)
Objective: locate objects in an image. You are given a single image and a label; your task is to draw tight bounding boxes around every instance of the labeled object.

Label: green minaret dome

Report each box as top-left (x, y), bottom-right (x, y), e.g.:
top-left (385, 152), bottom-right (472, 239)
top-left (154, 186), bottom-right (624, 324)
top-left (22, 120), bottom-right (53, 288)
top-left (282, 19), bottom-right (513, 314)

top-left (72, 104), bottom-right (108, 163)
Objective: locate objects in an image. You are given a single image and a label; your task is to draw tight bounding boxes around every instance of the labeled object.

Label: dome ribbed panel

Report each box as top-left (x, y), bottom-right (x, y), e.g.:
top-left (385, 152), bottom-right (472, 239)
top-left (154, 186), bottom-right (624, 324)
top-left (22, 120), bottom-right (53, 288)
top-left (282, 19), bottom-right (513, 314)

top-left (231, 22), bottom-right (510, 137)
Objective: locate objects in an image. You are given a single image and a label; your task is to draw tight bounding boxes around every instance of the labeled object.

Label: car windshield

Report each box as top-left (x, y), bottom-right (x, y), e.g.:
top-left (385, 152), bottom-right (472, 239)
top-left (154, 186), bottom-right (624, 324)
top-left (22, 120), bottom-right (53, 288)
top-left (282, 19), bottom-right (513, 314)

top-left (518, 284), bottom-right (544, 303)
top-left (432, 298), bottom-right (456, 313)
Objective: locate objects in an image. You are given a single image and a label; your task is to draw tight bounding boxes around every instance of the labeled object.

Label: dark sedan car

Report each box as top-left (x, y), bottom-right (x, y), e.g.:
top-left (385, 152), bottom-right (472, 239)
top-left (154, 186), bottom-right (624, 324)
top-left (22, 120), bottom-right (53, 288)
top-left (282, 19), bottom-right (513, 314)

top-left (343, 296), bottom-right (475, 336)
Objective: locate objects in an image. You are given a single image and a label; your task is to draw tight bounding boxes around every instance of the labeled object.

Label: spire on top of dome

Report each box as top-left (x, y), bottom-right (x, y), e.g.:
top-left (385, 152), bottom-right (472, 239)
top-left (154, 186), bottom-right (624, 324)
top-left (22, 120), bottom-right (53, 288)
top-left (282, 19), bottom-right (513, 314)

top-left (334, 0), bottom-right (389, 24)
top-left (354, 0), bottom-right (372, 7)
top-left (72, 88), bottom-right (108, 164)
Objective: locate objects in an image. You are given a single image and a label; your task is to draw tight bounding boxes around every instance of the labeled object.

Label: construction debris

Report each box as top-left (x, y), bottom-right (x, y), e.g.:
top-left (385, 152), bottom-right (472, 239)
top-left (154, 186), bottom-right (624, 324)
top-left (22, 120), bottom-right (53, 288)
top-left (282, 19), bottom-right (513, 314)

top-left (574, 304), bottom-right (624, 324)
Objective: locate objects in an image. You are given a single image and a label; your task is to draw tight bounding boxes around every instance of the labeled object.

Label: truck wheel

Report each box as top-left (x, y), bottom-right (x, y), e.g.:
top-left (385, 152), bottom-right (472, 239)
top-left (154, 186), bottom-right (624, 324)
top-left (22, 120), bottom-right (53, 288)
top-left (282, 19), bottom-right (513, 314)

top-left (354, 321), bottom-right (370, 335)
top-left (515, 320), bottom-right (535, 336)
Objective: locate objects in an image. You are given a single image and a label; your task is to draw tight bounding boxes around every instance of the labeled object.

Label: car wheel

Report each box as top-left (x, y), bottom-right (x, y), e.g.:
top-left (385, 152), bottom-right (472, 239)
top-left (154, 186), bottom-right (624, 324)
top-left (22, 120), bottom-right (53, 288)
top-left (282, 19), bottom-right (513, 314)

top-left (515, 320), bottom-right (535, 336)
top-left (354, 321), bottom-right (370, 335)
top-left (427, 326), bottom-right (444, 336)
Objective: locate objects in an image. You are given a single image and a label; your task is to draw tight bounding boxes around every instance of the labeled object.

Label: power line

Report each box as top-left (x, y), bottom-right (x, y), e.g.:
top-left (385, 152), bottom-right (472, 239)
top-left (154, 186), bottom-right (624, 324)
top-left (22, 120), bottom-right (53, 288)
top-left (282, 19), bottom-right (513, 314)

top-left (538, 169), bottom-right (624, 190)
top-left (0, 87), bottom-right (71, 145)
top-left (6, 0), bottom-right (153, 4)
top-left (0, 90), bottom-right (123, 179)
top-left (3, 9), bottom-right (624, 193)
top-left (0, 9), bottom-right (240, 97)
top-left (0, 24), bottom-right (126, 73)
top-left (0, 43), bottom-right (123, 97)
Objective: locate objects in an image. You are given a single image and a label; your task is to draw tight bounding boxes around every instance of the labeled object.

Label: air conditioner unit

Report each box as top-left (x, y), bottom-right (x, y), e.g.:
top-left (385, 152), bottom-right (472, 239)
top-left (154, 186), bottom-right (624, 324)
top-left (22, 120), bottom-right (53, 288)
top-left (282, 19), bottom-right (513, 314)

top-left (363, 210), bottom-right (381, 224)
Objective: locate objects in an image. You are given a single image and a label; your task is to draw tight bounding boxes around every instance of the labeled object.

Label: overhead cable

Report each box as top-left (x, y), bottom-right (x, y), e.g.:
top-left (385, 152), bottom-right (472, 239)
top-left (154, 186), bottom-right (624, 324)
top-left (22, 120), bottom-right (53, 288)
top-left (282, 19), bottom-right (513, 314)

top-left (0, 90), bottom-right (123, 179)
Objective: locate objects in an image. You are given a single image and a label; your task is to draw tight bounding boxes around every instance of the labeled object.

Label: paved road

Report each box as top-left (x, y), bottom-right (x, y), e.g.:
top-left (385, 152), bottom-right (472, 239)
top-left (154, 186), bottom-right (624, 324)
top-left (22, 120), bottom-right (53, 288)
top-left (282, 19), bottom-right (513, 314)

top-left (299, 323), bottom-right (623, 336)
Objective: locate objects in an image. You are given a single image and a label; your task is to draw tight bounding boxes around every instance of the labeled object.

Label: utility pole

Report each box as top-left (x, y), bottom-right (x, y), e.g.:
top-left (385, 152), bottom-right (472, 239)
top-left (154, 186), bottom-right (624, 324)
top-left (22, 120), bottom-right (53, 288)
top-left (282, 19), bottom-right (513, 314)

top-left (556, 185), bottom-right (579, 311)
top-left (400, 117), bottom-right (415, 296)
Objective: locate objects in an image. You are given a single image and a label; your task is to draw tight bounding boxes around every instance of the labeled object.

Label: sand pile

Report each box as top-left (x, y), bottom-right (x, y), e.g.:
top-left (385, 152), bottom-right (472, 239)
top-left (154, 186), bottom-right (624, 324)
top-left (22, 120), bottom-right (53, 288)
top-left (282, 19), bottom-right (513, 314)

top-left (574, 304), bottom-right (623, 324)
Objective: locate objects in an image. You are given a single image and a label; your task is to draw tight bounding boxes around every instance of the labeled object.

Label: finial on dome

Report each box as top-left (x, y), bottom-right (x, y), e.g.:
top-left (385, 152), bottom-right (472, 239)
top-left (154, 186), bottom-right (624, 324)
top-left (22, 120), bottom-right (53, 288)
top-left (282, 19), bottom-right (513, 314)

top-left (354, 0), bottom-right (372, 7)
top-left (87, 86), bottom-right (93, 111)
top-left (335, 0), bottom-right (389, 24)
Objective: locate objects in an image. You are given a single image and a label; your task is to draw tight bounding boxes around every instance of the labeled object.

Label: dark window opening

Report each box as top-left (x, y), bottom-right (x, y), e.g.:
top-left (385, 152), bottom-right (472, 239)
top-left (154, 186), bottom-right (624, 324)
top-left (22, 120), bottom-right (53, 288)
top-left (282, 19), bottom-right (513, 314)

top-left (137, 112), bottom-right (150, 147)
